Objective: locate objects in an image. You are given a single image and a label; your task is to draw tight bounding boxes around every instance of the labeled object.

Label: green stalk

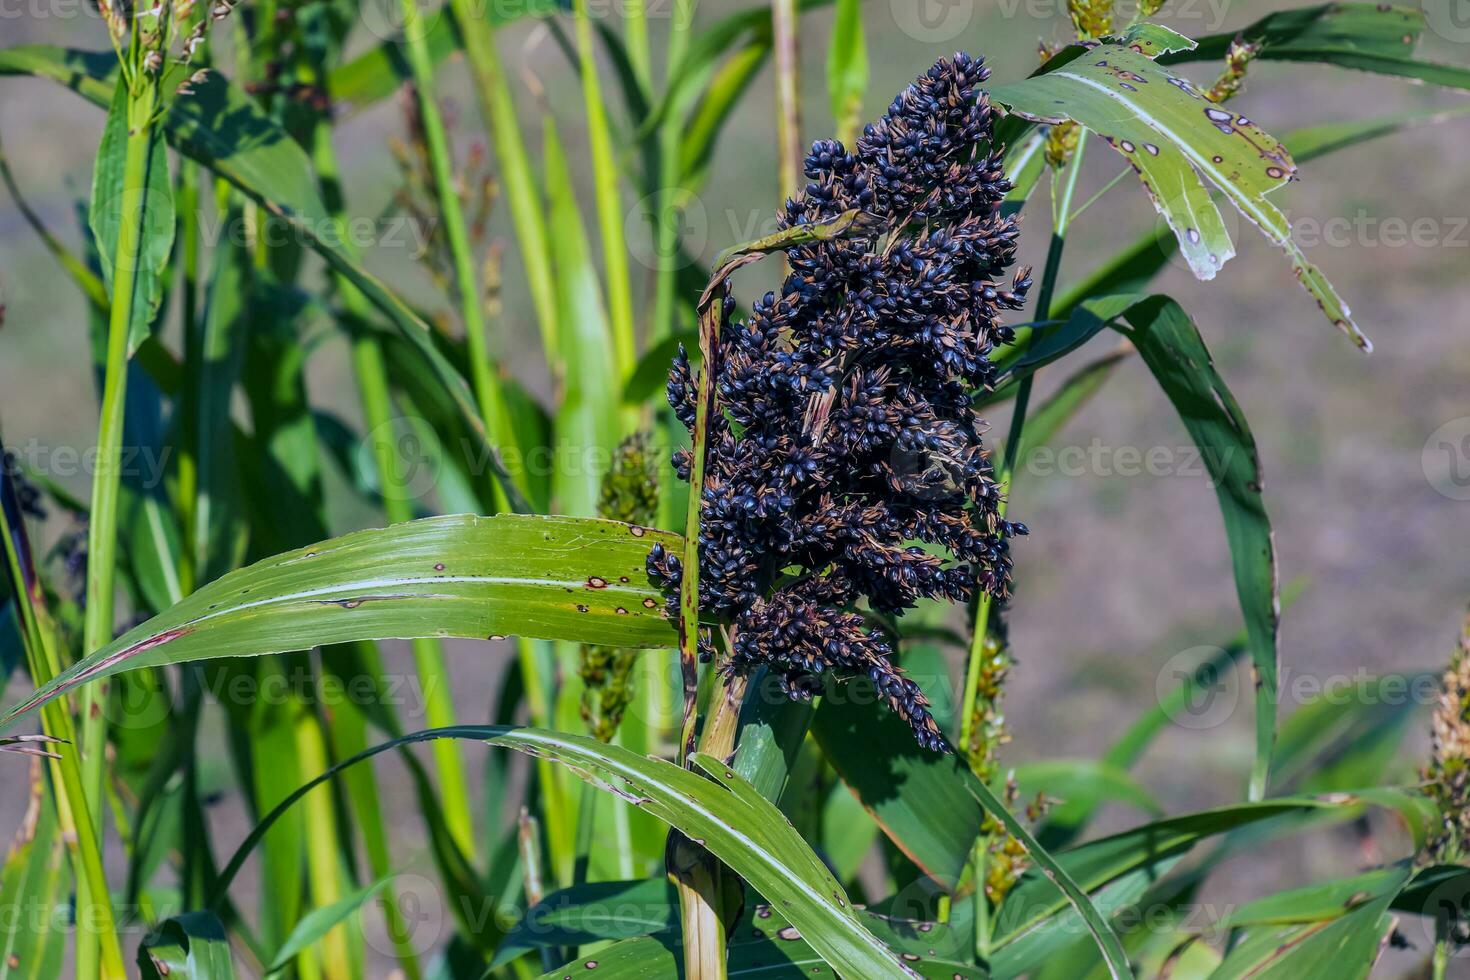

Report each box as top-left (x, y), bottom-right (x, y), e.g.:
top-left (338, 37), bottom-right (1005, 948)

top-left (573, 0), bottom-right (637, 380)
top-left (80, 79), bottom-right (159, 819)
top-left (450, 2), bottom-right (560, 363)
top-left (624, 0), bottom-right (651, 95)
top-left (771, 0), bottom-right (802, 204)
top-left (174, 161), bottom-right (202, 595)
top-left (1, 465), bottom-right (127, 980)
top-left (393, 0), bottom-right (526, 859)
top-left (670, 270), bottom-right (731, 979)
top-left (646, 0), bottom-right (700, 770)
top-left (75, 74), bottom-right (161, 980)
top-left (295, 706), bottom-right (354, 979)
top-left (650, 0), bottom-right (699, 344)
top-left (959, 136), bottom-right (1085, 958)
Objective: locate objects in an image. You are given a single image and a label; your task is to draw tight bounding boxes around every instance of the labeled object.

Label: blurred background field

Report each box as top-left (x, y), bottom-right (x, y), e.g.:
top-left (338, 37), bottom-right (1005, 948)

top-left (2, 0), bottom-right (1469, 970)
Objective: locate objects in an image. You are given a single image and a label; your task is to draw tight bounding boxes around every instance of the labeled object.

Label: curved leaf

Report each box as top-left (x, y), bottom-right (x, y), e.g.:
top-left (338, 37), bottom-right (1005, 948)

top-left (1165, 2), bottom-right (1470, 90)
top-left (0, 515), bottom-right (680, 730)
top-left (213, 727), bottom-right (923, 978)
top-left (1113, 297), bottom-right (1280, 800)
top-left (987, 33), bottom-right (1366, 348)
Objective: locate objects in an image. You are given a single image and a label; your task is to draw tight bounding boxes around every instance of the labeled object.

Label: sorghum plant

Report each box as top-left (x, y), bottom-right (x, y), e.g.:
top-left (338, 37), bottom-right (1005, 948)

top-left (0, 1), bottom-right (1466, 978)
top-left (652, 53), bottom-right (1031, 752)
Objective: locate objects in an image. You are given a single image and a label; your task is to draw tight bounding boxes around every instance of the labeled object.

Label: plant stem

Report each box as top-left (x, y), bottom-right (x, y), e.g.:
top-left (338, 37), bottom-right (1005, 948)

top-left (959, 136), bottom-right (1086, 958)
top-left (650, 0), bottom-right (699, 344)
top-left (397, 0), bottom-right (533, 859)
top-left (772, 0), bottom-right (802, 204)
top-left (295, 706), bottom-right (353, 980)
top-left (573, 0), bottom-right (637, 381)
top-left (670, 255), bottom-right (750, 979)
top-left (1, 463), bottom-right (126, 979)
top-left (623, 0), bottom-right (651, 95)
top-left (76, 75), bottom-right (162, 980)
top-left (450, 0), bottom-right (560, 362)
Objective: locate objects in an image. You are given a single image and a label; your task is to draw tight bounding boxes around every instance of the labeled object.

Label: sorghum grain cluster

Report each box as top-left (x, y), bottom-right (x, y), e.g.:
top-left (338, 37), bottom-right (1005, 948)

top-left (1424, 612), bottom-right (1470, 865)
top-left (650, 53), bottom-right (1031, 752)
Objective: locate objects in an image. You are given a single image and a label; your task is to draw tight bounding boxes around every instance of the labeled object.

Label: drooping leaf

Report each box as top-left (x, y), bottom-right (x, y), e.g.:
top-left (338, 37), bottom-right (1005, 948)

top-left (0, 515), bottom-right (681, 729)
top-left (987, 31), bottom-right (1367, 348)
top-left (215, 727), bottom-right (925, 978)
top-left (1113, 296), bottom-right (1280, 800)
top-left (1047, 105), bottom-right (1470, 328)
top-left (1165, 2), bottom-right (1470, 90)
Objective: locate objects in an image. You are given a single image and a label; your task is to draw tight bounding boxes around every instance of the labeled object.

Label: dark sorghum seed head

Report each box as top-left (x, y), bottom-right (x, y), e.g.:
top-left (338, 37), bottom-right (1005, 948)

top-left (654, 54), bottom-right (1030, 752)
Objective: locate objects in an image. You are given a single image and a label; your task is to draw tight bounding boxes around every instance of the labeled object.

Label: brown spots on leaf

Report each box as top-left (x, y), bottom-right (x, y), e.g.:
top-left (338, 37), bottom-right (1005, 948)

top-left (615, 607), bottom-right (629, 615)
top-left (434, 563), bottom-right (446, 571)
top-left (576, 604), bottom-right (589, 613)
top-left (586, 576), bottom-right (608, 589)
top-left (643, 598), bottom-right (658, 609)
top-left (628, 525), bottom-right (646, 537)
top-left (1186, 228), bottom-right (1201, 245)
top-left (1143, 143), bottom-right (1159, 156)
top-left (776, 925), bottom-right (801, 941)
top-left (1266, 166), bottom-right (1286, 180)
top-left (1119, 139), bottom-right (1136, 153)
top-left (487, 634), bottom-right (507, 641)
